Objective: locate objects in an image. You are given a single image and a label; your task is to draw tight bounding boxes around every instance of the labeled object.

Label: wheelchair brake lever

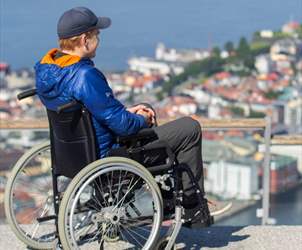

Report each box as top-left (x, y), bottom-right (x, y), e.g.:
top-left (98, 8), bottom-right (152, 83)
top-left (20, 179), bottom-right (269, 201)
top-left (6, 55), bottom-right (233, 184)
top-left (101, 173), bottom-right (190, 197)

top-left (155, 174), bottom-right (172, 191)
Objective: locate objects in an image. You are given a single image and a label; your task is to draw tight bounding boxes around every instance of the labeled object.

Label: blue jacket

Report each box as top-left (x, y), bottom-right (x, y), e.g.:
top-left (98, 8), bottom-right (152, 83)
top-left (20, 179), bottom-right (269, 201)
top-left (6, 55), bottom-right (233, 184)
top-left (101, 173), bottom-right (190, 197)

top-left (35, 49), bottom-right (148, 157)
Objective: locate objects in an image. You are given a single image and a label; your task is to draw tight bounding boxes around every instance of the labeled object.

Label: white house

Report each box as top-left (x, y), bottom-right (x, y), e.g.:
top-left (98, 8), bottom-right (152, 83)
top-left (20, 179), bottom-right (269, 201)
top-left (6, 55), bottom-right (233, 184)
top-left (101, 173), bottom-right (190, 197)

top-left (260, 30), bottom-right (273, 38)
top-left (284, 97), bottom-right (302, 133)
top-left (155, 43), bottom-right (210, 63)
top-left (255, 54), bottom-right (273, 74)
top-left (205, 160), bottom-right (259, 200)
top-left (182, 87), bottom-right (211, 105)
top-left (128, 57), bottom-right (184, 76)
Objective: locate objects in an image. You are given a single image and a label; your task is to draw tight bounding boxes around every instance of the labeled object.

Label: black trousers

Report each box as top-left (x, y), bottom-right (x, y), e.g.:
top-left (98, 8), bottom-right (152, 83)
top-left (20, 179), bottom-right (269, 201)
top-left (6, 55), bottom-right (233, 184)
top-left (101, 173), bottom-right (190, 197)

top-left (144, 116), bottom-right (205, 197)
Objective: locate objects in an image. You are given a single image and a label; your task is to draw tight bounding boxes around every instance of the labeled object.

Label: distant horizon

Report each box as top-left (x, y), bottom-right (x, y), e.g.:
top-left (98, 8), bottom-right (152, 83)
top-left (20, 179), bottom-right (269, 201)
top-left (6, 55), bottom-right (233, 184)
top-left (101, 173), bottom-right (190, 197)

top-left (1, 0), bottom-right (302, 71)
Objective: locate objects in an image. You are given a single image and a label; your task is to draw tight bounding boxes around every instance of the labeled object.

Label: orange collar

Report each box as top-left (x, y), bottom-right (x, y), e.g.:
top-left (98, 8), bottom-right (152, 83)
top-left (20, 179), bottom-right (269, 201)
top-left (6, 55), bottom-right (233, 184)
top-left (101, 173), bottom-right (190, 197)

top-left (40, 48), bottom-right (81, 67)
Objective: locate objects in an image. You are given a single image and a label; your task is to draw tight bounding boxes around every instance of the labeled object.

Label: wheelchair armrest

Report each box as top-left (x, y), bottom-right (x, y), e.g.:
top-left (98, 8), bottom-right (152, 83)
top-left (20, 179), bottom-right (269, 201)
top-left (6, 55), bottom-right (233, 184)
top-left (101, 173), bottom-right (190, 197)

top-left (143, 140), bottom-right (175, 173)
top-left (116, 128), bottom-right (157, 145)
top-left (110, 139), bottom-right (175, 174)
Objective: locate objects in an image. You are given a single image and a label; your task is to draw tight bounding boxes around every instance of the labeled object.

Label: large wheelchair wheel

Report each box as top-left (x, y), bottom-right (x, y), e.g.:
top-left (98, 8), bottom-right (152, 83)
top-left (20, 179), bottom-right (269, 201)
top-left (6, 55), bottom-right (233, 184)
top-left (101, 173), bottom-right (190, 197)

top-left (58, 157), bottom-right (163, 250)
top-left (4, 141), bottom-right (62, 249)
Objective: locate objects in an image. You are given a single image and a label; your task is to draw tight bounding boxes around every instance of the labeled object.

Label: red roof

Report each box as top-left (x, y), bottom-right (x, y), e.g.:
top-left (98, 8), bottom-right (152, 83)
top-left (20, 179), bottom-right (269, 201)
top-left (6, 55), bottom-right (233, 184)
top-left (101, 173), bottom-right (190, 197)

top-left (169, 96), bottom-right (197, 105)
top-left (258, 73), bottom-right (279, 82)
top-left (0, 62), bottom-right (9, 71)
top-left (287, 21), bottom-right (300, 29)
top-left (215, 71), bottom-right (231, 80)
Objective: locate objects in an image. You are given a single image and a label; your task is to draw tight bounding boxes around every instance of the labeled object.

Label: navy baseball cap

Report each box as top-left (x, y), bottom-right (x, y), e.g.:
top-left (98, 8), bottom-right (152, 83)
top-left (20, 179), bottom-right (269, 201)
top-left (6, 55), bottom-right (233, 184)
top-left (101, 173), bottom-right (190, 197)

top-left (57, 7), bottom-right (111, 39)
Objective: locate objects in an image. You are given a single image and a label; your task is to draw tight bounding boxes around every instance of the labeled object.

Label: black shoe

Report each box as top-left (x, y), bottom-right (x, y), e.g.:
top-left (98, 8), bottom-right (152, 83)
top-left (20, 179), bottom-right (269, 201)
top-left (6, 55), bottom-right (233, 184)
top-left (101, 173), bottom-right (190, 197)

top-left (183, 197), bottom-right (214, 228)
top-left (183, 193), bottom-right (199, 209)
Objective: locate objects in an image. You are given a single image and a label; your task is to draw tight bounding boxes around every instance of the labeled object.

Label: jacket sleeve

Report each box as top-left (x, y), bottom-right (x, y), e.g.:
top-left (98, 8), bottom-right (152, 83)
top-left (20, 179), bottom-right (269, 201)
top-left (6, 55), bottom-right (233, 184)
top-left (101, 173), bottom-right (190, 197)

top-left (75, 67), bottom-right (148, 136)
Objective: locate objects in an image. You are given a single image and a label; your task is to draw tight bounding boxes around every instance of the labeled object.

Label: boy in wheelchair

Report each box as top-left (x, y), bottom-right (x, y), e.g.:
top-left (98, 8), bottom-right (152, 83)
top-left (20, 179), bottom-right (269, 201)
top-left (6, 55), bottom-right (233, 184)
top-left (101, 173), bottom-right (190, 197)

top-left (35, 6), bottom-right (213, 230)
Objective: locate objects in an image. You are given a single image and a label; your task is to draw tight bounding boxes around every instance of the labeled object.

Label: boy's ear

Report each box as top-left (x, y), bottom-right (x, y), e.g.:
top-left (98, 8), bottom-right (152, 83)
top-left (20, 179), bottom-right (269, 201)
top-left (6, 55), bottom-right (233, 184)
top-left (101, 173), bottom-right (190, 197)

top-left (80, 34), bottom-right (87, 47)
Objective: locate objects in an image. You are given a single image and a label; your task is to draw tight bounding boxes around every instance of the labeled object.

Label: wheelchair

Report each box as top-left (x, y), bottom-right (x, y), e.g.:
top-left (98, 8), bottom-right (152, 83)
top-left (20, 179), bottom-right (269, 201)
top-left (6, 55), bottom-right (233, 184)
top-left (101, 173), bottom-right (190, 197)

top-left (5, 89), bottom-right (210, 250)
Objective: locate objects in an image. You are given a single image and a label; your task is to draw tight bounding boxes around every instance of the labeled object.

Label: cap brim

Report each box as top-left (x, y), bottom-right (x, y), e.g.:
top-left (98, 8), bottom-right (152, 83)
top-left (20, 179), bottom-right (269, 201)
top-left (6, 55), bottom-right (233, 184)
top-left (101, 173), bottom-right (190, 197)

top-left (96, 17), bottom-right (111, 30)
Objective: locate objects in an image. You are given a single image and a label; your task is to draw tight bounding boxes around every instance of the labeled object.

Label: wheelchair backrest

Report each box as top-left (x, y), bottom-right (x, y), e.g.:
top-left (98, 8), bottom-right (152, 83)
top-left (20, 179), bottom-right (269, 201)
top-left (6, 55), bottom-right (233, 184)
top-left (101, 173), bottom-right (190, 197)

top-left (47, 107), bottom-right (98, 178)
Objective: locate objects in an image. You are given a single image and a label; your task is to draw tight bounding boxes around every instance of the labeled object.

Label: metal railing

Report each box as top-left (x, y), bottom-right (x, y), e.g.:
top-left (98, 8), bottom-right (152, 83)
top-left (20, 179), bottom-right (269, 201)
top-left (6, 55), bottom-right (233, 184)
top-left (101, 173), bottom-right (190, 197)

top-left (1, 117), bottom-right (302, 225)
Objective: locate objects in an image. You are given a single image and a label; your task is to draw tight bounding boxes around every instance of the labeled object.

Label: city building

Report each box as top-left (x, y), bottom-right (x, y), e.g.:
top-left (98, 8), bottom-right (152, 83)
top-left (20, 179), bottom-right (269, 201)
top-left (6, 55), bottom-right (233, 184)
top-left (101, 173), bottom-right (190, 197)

top-left (206, 159), bottom-right (259, 200)
top-left (270, 38), bottom-right (301, 62)
top-left (203, 138), bottom-right (259, 200)
top-left (282, 21), bottom-right (300, 34)
top-left (269, 154), bottom-right (299, 194)
top-left (156, 95), bottom-right (198, 118)
top-left (269, 145), bottom-right (302, 175)
top-left (276, 88), bottom-right (302, 133)
top-left (128, 57), bottom-right (184, 76)
top-left (260, 30), bottom-right (274, 38)
top-left (255, 54), bottom-right (274, 74)
top-left (155, 43), bottom-right (210, 63)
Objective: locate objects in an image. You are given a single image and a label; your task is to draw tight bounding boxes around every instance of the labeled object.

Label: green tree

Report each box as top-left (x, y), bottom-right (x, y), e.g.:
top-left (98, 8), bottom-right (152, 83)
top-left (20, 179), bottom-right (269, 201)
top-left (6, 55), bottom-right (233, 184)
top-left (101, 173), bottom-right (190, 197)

top-left (212, 46), bottom-right (221, 58)
top-left (236, 37), bottom-right (255, 69)
top-left (237, 37), bottom-right (250, 57)
top-left (230, 106), bottom-right (244, 116)
top-left (155, 91), bottom-right (165, 101)
top-left (224, 41), bottom-right (234, 53)
top-left (264, 90), bottom-right (282, 100)
top-left (249, 110), bottom-right (266, 118)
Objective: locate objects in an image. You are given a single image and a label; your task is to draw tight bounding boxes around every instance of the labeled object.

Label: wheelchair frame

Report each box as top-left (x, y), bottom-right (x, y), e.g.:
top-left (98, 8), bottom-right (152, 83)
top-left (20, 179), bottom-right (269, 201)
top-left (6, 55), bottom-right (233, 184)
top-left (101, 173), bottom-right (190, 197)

top-left (5, 89), bottom-right (207, 250)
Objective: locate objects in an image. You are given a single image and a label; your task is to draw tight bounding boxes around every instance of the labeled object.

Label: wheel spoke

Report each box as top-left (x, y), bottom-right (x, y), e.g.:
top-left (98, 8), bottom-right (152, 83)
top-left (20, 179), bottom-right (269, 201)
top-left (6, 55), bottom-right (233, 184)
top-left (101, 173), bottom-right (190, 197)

top-left (113, 176), bottom-right (140, 210)
top-left (125, 226), bottom-right (148, 241)
top-left (117, 223), bottom-right (129, 244)
top-left (87, 196), bottom-right (104, 211)
top-left (106, 172), bottom-right (112, 204)
top-left (95, 176), bottom-right (110, 207)
top-left (75, 223), bottom-right (95, 239)
top-left (122, 185), bottom-right (149, 209)
top-left (119, 223), bottom-right (144, 248)
top-left (19, 206), bottom-right (44, 223)
top-left (112, 170), bottom-right (123, 206)
top-left (30, 203), bottom-right (49, 239)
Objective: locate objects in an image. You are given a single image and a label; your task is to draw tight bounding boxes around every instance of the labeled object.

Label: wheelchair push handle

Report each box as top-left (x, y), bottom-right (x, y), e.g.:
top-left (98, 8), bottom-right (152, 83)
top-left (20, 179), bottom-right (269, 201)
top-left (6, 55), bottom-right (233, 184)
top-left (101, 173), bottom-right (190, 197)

top-left (17, 88), bottom-right (80, 113)
top-left (17, 88), bottom-right (37, 100)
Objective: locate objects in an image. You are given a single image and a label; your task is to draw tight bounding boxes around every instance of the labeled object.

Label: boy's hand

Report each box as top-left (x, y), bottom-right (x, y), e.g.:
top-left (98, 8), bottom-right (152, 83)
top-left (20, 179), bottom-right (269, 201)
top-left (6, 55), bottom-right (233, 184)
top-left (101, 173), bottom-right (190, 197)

top-left (127, 105), bottom-right (155, 126)
top-left (127, 105), bottom-right (144, 114)
top-left (136, 109), bottom-right (154, 127)
top-left (127, 105), bottom-right (155, 117)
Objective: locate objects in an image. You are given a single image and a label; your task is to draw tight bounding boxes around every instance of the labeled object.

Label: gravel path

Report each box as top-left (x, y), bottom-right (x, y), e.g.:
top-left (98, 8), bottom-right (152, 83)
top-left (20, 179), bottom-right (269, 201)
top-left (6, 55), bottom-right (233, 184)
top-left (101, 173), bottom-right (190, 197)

top-left (1, 224), bottom-right (301, 250)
